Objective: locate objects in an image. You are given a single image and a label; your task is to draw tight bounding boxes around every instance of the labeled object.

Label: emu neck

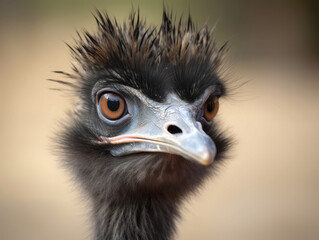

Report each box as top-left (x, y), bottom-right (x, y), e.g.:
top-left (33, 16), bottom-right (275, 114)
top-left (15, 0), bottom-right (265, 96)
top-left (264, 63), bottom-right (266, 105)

top-left (92, 191), bottom-right (180, 240)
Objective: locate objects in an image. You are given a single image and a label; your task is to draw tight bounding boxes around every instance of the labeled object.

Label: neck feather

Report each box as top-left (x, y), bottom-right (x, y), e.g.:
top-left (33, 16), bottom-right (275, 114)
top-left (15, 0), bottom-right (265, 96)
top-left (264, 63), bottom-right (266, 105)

top-left (92, 191), bottom-right (180, 240)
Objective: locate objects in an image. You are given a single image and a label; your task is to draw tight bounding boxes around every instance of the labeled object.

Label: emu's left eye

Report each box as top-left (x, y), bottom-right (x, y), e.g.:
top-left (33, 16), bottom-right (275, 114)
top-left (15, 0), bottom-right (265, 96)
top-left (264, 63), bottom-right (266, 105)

top-left (203, 96), bottom-right (219, 121)
top-left (98, 92), bottom-right (127, 120)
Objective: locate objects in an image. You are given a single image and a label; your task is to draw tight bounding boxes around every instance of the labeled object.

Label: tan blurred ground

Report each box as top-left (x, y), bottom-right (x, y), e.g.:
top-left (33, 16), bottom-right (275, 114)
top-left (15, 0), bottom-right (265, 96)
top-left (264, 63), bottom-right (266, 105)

top-left (0, 1), bottom-right (319, 240)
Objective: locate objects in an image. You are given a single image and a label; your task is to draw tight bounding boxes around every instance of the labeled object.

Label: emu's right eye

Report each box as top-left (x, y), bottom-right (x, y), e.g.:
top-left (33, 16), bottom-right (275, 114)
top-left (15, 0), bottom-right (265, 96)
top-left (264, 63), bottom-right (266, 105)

top-left (98, 92), bottom-right (127, 120)
top-left (203, 96), bottom-right (219, 121)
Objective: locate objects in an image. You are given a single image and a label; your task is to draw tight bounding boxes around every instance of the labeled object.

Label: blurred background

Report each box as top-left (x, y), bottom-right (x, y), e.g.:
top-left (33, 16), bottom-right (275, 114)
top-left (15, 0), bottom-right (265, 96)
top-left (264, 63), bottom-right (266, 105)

top-left (0, 0), bottom-right (318, 240)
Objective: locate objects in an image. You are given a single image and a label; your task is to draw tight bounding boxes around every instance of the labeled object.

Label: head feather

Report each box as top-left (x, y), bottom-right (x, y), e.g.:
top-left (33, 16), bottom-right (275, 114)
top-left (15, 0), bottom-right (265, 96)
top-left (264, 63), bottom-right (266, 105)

top-left (69, 9), bottom-right (225, 74)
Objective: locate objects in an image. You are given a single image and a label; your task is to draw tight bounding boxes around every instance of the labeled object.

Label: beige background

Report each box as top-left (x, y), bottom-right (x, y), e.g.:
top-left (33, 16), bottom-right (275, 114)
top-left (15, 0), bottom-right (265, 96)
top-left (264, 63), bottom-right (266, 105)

top-left (1, 1), bottom-right (319, 240)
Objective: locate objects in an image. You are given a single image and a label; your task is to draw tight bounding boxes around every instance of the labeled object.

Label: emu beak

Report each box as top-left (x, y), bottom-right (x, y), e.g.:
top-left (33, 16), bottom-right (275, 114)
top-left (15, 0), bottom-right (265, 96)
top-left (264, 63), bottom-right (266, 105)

top-left (99, 111), bottom-right (217, 166)
top-left (100, 124), bottom-right (216, 166)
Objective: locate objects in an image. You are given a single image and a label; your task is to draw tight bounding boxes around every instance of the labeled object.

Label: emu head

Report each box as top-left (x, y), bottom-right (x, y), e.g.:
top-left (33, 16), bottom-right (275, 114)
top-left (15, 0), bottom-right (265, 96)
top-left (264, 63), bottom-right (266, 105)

top-left (56, 10), bottom-right (230, 200)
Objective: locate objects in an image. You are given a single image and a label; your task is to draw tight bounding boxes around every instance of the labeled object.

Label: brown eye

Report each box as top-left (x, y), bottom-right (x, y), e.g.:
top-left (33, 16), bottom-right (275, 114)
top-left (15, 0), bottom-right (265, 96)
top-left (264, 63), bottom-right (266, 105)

top-left (204, 96), bottom-right (219, 121)
top-left (98, 92), bottom-right (126, 120)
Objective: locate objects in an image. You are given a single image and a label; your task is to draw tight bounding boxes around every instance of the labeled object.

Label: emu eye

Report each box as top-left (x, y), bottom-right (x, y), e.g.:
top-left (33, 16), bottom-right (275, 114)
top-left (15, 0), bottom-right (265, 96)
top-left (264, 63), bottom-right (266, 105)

top-left (203, 96), bottom-right (219, 121)
top-left (98, 92), bottom-right (127, 120)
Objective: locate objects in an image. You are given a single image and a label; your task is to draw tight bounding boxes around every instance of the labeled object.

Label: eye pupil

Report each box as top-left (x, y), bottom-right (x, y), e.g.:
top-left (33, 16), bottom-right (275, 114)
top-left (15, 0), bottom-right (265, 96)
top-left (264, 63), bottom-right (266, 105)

top-left (107, 97), bottom-right (120, 112)
top-left (206, 102), bottom-right (214, 112)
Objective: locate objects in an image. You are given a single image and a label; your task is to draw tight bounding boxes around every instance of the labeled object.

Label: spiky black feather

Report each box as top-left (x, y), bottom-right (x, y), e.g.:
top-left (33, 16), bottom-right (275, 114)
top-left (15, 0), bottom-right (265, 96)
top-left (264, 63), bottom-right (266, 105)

top-left (52, 9), bottom-right (227, 101)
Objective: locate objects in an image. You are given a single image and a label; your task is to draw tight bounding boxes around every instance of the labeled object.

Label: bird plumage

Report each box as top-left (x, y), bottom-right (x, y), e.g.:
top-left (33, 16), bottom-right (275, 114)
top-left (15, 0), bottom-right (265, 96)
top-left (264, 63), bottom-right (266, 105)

top-left (54, 9), bottom-right (231, 240)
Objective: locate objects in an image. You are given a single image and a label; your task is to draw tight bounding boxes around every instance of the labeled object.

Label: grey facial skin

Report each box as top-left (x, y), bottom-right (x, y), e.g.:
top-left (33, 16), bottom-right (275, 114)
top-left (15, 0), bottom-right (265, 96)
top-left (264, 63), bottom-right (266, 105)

top-left (95, 84), bottom-right (218, 166)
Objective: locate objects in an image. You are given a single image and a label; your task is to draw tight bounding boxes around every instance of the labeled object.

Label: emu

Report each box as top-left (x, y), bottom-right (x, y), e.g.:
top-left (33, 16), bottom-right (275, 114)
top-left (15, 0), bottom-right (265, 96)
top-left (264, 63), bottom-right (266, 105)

top-left (54, 9), bottom-right (231, 240)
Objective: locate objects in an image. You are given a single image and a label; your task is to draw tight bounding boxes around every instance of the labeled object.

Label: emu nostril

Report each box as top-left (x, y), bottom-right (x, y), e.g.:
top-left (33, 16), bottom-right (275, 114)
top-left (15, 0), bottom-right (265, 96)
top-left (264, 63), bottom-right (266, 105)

top-left (167, 125), bottom-right (183, 135)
